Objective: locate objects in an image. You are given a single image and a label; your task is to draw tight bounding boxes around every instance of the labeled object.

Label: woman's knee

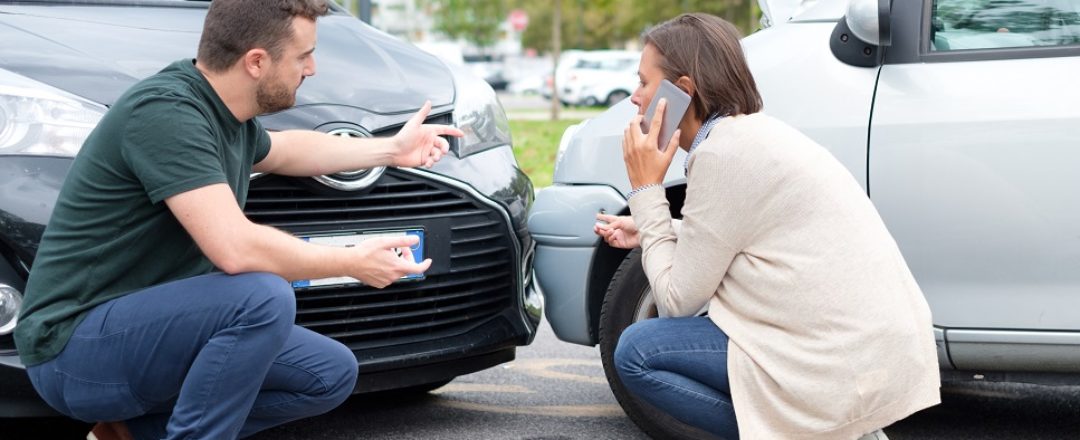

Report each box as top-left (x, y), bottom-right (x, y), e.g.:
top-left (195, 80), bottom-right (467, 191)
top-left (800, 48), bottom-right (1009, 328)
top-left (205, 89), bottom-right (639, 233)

top-left (614, 319), bottom-right (661, 376)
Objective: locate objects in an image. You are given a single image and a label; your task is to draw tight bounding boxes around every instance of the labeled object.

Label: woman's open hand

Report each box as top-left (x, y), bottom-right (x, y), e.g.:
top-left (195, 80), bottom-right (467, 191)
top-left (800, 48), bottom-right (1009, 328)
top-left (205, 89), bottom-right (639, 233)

top-left (594, 213), bottom-right (640, 249)
top-left (623, 98), bottom-right (681, 189)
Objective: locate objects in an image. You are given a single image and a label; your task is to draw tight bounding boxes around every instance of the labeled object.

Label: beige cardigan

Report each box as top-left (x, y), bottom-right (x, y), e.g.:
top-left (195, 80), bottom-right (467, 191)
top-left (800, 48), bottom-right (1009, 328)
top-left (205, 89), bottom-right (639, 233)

top-left (628, 113), bottom-right (940, 439)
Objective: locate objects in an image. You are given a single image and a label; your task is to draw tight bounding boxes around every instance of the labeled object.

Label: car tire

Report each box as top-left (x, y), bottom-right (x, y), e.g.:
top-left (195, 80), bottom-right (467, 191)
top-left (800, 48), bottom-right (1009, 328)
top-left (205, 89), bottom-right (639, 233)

top-left (598, 249), bottom-right (725, 440)
top-left (605, 90), bottom-right (630, 107)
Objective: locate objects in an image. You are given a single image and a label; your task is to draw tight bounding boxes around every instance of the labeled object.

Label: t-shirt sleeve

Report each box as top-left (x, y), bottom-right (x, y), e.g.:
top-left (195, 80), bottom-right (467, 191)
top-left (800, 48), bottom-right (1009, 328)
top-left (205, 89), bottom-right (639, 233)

top-left (120, 94), bottom-right (228, 203)
top-left (252, 121), bottom-right (272, 165)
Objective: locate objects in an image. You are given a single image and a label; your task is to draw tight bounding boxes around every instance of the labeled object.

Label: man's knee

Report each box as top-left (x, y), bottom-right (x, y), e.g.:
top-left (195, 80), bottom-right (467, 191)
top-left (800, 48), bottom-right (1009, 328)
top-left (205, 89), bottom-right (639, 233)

top-left (235, 272), bottom-right (296, 320)
top-left (323, 341), bottom-right (358, 405)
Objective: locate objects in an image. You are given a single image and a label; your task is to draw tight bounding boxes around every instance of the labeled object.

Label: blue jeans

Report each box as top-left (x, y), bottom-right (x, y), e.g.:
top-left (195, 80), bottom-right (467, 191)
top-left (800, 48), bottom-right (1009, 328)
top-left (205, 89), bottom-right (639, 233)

top-left (614, 316), bottom-right (739, 439)
top-left (26, 272), bottom-right (358, 440)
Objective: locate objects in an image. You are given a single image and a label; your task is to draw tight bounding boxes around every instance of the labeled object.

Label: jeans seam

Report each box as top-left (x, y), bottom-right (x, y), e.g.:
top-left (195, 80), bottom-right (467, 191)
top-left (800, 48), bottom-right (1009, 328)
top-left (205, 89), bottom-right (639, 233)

top-left (639, 370), bottom-right (734, 408)
top-left (187, 319), bottom-right (242, 440)
top-left (248, 361), bottom-right (332, 412)
top-left (637, 347), bottom-right (730, 405)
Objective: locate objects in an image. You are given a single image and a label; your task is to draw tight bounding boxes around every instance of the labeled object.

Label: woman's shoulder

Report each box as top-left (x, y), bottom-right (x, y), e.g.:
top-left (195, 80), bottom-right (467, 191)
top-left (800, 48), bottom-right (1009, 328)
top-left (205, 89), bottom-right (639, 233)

top-left (703, 112), bottom-right (817, 153)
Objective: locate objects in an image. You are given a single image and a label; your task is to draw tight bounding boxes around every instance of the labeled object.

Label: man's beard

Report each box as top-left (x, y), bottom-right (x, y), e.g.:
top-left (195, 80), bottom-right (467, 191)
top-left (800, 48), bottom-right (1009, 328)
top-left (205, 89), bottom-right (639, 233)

top-left (256, 74), bottom-right (297, 114)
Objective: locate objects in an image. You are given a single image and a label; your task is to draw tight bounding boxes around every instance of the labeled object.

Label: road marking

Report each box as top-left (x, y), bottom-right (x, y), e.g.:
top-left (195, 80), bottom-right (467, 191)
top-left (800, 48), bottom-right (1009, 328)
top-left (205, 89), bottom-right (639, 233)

top-left (427, 358), bottom-right (623, 417)
top-left (509, 358), bottom-right (608, 385)
top-left (433, 383), bottom-right (534, 394)
top-left (435, 399), bottom-right (624, 418)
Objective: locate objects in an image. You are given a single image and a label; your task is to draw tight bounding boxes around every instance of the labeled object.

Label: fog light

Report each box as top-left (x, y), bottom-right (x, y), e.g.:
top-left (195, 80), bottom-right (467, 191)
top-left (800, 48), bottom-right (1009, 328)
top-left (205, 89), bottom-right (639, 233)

top-left (0, 284), bottom-right (22, 335)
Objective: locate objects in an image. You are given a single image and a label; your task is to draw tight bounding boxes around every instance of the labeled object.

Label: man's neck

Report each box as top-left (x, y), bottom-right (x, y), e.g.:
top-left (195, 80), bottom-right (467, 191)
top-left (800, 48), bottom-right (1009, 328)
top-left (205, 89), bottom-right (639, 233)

top-left (194, 60), bottom-right (258, 122)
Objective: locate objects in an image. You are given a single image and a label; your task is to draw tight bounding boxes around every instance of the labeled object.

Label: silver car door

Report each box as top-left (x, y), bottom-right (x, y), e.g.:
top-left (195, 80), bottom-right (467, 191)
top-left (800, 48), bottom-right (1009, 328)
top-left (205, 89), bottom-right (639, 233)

top-left (869, 0), bottom-right (1080, 372)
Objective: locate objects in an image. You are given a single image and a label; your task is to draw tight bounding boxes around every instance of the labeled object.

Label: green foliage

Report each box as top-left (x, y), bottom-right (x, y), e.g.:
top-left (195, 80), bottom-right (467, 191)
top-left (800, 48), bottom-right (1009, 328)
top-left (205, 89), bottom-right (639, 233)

top-left (519, 0), bottom-right (760, 52)
top-left (509, 119), bottom-right (582, 188)
top-left (423, 0), bottom-right (510, 50)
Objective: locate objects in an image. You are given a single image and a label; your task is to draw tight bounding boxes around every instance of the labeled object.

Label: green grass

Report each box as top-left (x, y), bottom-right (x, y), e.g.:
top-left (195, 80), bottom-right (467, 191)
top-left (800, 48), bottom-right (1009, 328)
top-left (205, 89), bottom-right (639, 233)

top-left (510, 119), bottom-right (584, 189)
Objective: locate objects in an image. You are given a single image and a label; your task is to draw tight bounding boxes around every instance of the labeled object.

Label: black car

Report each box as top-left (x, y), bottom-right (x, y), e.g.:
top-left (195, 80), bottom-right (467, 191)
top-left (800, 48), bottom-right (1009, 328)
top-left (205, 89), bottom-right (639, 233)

top-left (0, 0), bottom-right (540, 420)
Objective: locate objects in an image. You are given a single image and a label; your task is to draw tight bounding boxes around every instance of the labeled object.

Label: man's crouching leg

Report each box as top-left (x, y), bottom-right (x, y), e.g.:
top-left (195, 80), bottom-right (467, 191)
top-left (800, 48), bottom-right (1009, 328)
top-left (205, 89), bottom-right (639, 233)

top-left (28, 272), bottom-right (301, 440)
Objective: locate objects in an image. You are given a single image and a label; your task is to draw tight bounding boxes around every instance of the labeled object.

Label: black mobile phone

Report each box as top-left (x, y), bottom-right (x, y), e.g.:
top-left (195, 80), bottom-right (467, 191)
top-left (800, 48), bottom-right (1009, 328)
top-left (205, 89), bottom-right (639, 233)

top-left (641, 79), bottom-right (691, 152)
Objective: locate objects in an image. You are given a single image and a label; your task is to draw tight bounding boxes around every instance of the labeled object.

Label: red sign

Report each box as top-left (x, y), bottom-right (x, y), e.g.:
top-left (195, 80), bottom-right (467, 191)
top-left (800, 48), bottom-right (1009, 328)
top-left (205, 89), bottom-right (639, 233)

top-left (509, 9), bottom-right (528, 32)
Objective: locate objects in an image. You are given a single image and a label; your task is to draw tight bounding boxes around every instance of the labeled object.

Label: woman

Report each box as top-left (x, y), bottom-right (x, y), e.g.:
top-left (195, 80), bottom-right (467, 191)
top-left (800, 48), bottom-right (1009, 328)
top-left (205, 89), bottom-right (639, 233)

top-left (594, 13), bottom-right (940, 440)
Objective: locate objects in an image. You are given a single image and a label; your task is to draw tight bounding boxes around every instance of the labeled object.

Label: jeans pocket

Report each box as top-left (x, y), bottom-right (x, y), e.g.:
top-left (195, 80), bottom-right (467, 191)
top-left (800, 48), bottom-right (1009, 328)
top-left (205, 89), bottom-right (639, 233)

top-left (54, 331), bottom-right (147, 422)
top-left (57, 370), bottom-right (147, 422)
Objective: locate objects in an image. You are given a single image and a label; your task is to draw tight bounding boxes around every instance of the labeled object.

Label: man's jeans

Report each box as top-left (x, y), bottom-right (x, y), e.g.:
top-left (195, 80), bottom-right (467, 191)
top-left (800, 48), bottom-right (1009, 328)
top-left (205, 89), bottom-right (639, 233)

top-left (614, 316), bottom-right (739, 439)
top-left (26, 272), bottom-right (358, 440)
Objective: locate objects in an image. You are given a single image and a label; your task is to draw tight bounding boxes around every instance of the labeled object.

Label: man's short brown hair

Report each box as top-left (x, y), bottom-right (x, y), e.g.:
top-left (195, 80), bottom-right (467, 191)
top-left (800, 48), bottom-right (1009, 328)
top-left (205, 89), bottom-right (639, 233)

top-left (643, 13), bottom-right (762, 119)
top-left (197, 0), bottom-right (329, 72)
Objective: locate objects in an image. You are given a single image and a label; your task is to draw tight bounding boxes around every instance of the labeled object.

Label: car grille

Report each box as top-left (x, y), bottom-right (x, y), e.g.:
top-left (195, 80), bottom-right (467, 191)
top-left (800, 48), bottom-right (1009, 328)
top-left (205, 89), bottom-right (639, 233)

top-left (0, 334), bottom-right (13, 353)
top-left (243, 168), bottom-right (518, 350)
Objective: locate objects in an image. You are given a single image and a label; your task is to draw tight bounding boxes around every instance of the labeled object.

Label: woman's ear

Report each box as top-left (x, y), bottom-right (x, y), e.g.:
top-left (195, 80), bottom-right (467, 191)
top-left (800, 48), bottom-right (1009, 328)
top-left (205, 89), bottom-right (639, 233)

top-left (675, 75), bottom-right (695, 98)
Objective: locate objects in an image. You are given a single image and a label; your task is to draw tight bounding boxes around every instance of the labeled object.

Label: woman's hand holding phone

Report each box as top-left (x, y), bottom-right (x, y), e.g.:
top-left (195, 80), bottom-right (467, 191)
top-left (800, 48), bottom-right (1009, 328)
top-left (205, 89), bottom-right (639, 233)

top-left (623, 98), bottom-right (681, 189)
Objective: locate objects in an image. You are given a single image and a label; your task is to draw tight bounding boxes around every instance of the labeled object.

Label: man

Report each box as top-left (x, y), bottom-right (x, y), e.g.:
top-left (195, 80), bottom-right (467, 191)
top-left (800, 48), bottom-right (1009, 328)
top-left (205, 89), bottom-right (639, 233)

top-left (13, 0), bottom-right (463, 438)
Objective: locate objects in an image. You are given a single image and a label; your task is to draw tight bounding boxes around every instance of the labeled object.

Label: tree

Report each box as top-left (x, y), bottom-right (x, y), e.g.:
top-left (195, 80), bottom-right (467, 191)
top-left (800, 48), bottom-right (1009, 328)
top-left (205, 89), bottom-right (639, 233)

top-left (424, 0), bottom-right (509, 51)
top-left (519, 0), bottom-right (760, 53)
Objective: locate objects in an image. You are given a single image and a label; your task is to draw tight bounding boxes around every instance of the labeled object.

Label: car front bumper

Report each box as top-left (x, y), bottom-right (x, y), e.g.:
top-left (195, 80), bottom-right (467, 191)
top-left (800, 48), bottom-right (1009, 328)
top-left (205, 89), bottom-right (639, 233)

top-left (528, 184), bottom-right (628, 346)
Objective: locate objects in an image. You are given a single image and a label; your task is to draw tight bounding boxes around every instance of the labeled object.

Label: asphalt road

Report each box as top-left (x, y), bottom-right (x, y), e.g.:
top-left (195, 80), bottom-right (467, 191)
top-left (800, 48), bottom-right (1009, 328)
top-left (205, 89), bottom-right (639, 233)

top-left (5, 319), bottom-right (1080, 439)
top-left (249, 320), bottom-right (1080, 440)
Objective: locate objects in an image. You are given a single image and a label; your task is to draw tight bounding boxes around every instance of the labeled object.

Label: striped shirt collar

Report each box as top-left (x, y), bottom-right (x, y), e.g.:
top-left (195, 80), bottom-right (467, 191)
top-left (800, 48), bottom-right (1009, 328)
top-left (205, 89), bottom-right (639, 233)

top-left (685, 113), bottom-right (724, 175)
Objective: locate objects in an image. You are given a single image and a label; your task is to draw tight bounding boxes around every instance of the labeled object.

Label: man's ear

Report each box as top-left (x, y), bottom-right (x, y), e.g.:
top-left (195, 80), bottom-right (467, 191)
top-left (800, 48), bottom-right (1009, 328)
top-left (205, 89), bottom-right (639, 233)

top-left (675, 75), bottom-right (695, 98)
top-left (242, 49), bottom-right (271, 79)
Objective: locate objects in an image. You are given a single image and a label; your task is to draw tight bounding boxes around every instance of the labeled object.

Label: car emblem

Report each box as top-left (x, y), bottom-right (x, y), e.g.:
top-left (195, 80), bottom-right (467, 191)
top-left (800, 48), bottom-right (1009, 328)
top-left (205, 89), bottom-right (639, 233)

top-left (311, 127), bottom-right (386, 191)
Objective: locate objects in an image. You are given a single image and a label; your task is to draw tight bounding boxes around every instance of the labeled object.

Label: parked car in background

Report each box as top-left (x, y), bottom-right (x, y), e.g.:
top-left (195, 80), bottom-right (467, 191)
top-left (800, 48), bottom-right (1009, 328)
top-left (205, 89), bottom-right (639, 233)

top-left (558, 53), bottom-right (640, 107)
top-left (542, 50), bottom-right (639, 105)
top-left (530, 0), bottom-right (1080, 437)
top-left (0, 0), bottom-right (541, 429)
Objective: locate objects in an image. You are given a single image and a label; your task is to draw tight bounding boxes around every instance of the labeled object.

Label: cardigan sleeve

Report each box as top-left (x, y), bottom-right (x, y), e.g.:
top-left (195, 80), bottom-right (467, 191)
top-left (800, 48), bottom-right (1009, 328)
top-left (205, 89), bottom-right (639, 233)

top-left (627, 150), bottom-right (744, 318)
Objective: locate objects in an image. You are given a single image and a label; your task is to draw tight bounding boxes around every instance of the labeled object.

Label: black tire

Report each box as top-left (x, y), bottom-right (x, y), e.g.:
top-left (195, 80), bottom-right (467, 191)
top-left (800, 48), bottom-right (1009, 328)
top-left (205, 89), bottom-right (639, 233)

top-left (606, 90), bottom-right (631, 107)
top-left (599, 249), bottom-right (724, 440)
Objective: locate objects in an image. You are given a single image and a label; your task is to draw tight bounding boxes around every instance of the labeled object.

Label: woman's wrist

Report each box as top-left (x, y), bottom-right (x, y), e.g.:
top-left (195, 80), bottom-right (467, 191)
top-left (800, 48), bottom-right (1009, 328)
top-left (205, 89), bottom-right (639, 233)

top-left (627, 183), bottom-right (662, 199)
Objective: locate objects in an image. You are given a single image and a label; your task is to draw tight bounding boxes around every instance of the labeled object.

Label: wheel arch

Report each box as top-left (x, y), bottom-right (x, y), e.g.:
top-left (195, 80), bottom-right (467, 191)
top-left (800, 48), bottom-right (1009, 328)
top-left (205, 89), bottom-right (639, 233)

top-left (585, 183), bottom-right (686, 343)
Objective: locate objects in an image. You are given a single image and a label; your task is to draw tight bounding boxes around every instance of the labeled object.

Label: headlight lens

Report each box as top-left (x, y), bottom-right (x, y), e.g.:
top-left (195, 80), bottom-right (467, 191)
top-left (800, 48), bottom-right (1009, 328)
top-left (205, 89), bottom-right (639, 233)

top-left (449, 65), bottom-right (511, 158)
top-left (0, 284), bottom-right (22, 335)
top-left (0, 69), bottom-right (106, 157)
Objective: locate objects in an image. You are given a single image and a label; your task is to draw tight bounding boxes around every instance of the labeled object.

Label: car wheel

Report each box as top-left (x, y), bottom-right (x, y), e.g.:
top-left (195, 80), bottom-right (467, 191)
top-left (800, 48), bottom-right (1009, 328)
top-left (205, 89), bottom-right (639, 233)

top-left (598, 249), bottom-right (723, 440)
top-left (605, 90), bottom-right (630, 107)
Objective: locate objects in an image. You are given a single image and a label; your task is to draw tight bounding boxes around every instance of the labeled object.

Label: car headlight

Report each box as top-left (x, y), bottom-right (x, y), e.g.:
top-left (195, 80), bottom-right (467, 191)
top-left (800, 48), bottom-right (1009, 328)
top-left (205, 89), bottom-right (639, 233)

top-left (449, 64), bottom-right (511, 158)
top-left (0, 68), bottom-right (106, 157)
top-left (0, 284), bottom-right (22, 335)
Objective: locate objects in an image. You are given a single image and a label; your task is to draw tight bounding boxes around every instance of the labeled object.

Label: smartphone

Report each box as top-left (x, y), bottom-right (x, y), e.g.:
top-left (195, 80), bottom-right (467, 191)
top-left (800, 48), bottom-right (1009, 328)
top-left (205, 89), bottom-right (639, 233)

top-left (641, 79), bottom-right (691, 152)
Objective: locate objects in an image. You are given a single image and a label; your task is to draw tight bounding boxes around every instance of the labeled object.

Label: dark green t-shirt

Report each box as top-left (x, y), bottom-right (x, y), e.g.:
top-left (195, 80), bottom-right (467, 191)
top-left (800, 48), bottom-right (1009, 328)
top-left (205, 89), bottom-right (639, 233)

top-left (15, 59), bottom-right (272, 366)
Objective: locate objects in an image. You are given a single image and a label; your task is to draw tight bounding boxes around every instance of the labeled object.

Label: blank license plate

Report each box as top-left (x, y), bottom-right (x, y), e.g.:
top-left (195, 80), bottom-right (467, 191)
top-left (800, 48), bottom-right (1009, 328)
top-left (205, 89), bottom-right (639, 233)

top-left (292, 229), bottom-right (425, 288)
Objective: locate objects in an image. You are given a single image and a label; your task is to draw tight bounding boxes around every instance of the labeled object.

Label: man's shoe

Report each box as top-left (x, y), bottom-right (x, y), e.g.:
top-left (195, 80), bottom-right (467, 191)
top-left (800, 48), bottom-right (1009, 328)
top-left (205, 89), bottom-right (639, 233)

top-left (857, 429), bottom-right (889, 440)
top-left (90, 421), bottom-right (134, 440)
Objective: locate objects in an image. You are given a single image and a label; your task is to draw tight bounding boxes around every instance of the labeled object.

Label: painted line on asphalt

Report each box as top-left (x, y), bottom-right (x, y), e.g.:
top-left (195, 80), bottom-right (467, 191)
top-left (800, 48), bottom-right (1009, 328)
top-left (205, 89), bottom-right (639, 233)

top-left (508, 358), bottom-right (607, 385)
top-left (435, 400), bottom-right (624, 418)
top-left (433, 383), bottom-right (534, 394)
top-left (430, 358), bottom-right (622, 418)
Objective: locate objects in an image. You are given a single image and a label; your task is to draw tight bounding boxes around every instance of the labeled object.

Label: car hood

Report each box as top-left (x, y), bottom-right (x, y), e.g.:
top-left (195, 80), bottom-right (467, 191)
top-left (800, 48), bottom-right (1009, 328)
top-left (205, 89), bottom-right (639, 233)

top-left (0, 3), bottom-right (453, 113)
top-left (757, 0), bottom-right (845, 27)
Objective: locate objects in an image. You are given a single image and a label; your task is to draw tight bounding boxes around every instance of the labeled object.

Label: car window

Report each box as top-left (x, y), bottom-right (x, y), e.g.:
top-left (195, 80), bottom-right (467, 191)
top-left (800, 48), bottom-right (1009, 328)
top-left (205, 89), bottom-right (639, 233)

top-left (931, 0), bottom-right (1080, 51)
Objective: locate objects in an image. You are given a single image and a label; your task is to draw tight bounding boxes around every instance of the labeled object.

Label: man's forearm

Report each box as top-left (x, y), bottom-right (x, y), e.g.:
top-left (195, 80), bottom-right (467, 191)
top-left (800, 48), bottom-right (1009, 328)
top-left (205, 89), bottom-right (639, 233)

top-left (219, 221), bottom-right (353, 282)
top-left (266, 130), bottom-right (397, 176)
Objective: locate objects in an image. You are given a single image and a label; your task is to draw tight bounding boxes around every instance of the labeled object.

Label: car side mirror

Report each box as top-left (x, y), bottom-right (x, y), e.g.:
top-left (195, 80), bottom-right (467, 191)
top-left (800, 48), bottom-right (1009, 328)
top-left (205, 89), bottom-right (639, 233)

top-left (830, 0), bottom-right (892, 67)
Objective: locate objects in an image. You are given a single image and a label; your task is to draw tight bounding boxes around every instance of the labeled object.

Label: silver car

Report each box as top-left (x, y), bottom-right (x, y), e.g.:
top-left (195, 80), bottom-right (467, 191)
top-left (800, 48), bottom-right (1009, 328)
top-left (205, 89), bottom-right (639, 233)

top-left (529, 0), bottom-right (1080, 436)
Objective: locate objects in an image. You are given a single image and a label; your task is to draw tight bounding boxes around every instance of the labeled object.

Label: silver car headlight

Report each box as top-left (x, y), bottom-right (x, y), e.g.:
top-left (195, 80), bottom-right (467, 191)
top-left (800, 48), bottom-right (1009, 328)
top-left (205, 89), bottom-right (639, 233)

top-left (0, 68), bottom-right (106, 157)
top-left (449, 64), bottom-right (511, 158)
top-left (0, 284), bottom-right (22, 335)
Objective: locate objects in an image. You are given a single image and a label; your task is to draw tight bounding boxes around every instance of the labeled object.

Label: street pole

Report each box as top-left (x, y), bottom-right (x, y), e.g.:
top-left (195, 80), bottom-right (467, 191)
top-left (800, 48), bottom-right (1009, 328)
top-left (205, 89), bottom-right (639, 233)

top-left (551, 0), bottom-right (562, 121)
top-left (358, 0), bottom-right (371, 24)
